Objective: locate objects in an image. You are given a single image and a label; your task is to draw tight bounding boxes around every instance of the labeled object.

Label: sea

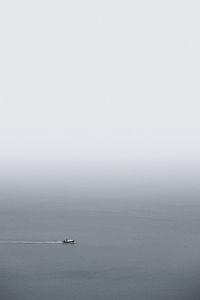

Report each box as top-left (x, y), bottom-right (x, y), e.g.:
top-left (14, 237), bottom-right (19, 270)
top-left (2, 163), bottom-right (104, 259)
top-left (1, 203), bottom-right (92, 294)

top-left (0, 164), bottom-right (200, 300)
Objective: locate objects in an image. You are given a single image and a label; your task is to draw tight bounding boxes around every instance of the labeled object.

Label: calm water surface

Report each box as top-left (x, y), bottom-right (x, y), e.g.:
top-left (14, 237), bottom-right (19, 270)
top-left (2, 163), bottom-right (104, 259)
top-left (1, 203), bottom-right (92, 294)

top-left (1, 195), bottom-right (200, 300)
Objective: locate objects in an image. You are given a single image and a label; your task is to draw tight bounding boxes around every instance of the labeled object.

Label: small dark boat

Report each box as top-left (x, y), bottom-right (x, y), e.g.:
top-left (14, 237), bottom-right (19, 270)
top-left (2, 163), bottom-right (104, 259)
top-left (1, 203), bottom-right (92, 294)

top-left (62, 238), bottom-right (75, 244)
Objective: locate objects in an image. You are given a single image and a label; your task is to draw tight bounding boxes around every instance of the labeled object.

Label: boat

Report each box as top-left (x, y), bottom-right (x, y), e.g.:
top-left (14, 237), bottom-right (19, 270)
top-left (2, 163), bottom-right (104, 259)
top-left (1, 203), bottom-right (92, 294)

top-left (62, 238), bottom-right (75, 244)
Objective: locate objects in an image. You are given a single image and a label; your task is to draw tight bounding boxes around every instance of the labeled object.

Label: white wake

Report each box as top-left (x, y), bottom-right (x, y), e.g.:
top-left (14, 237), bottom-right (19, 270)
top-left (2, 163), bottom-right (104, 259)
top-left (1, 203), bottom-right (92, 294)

top-left (0, 241), bottom-right (62, 244)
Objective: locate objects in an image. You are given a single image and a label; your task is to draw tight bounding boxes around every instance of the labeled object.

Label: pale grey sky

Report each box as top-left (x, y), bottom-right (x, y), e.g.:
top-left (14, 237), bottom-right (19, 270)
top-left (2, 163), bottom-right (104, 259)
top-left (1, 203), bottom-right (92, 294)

top-left (0, 0), bottom-right (199, 162)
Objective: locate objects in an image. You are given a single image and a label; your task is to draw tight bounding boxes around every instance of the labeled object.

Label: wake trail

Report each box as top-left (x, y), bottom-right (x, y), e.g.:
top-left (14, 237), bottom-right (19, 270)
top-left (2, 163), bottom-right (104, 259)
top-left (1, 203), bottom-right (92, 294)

top-left (0, 241), bottom-right (62, 244)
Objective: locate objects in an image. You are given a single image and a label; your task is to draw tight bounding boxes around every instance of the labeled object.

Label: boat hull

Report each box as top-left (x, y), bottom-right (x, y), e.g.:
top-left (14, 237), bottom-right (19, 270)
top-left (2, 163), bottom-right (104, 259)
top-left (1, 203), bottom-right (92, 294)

top-left (62, 240), bottom-right (75, 244)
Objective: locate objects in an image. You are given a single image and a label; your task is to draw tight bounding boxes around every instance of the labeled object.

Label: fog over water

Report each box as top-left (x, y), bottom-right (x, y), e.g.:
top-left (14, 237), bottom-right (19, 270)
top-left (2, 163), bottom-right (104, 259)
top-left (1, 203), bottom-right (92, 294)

top-left (1, 0), bottom-right (200, 298)
top-left (1, 163), bottom-right (200, 300)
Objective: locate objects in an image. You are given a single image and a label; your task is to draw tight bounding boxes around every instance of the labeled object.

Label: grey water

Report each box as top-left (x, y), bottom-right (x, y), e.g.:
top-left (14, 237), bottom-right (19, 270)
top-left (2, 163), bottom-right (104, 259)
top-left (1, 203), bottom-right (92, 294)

top-left (1, 166), bottom-right (200, 300)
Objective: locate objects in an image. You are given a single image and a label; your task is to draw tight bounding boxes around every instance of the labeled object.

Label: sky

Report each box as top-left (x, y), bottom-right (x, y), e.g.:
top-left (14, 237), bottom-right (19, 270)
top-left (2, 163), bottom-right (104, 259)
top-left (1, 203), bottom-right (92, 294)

top-left (0, 0), bottom-right (200, 163)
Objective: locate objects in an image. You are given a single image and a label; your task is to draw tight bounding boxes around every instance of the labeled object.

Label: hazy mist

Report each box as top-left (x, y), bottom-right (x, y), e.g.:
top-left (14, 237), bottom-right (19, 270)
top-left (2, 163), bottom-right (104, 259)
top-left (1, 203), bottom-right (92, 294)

top-left (1, 2), bottom-right (200, 299)
top-left (0, 0), bottom-right (200, 163)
